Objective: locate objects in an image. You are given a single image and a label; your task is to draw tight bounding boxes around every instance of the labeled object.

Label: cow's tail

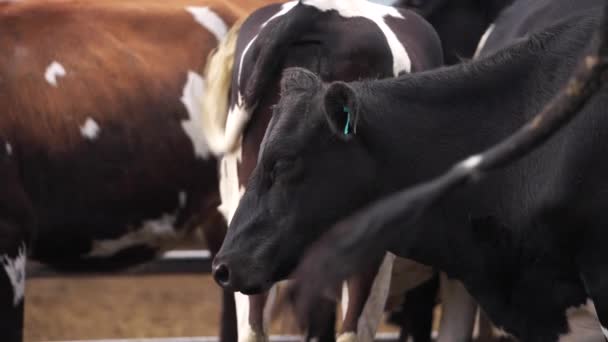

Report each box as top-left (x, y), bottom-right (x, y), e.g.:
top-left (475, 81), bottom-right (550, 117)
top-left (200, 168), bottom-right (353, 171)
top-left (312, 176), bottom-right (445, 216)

top-left (200, 17), bottom-right (245, 156)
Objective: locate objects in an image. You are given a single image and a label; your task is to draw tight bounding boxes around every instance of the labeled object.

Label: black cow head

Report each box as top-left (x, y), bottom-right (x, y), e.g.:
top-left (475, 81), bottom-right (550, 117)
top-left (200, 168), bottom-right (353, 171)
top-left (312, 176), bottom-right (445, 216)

top-left (213, 68), bottom-right (379, 293)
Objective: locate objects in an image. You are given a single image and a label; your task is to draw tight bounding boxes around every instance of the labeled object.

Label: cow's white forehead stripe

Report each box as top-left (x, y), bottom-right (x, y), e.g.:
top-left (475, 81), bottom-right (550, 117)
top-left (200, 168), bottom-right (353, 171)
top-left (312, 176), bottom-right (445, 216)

top-left (2, 244), bottom-right (26, 306)
top-left (185, 6), bottom-right (228, 41)
top-left (237, 1), bottom-right (298, 88)
top-left (301, 0), bottom-right (410, 75)
top-left (45, 61), bottom-right (66, 87)
top-left (5, 142), bottom-right (12, 156)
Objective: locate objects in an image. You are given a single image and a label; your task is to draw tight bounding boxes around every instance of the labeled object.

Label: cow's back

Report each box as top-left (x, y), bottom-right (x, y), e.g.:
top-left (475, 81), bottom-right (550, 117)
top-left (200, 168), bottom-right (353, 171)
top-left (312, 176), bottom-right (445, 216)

top-left (480, 0), bottom-right (604, 56)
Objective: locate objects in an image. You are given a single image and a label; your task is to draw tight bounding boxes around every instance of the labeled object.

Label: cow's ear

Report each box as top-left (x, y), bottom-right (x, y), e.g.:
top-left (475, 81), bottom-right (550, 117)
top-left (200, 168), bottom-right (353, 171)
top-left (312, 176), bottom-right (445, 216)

top-left (281, 67), bottom-right (321, 94)
top-left (323, 81), bottom-right (359, 139)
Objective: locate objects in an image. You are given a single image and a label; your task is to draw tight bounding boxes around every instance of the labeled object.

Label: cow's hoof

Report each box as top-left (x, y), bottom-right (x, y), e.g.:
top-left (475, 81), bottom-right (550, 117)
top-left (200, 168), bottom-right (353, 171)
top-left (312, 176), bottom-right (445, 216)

top-left (336, 332), bottom-right (357, 342)
top-left (239, 329), bottom-right (269, 342)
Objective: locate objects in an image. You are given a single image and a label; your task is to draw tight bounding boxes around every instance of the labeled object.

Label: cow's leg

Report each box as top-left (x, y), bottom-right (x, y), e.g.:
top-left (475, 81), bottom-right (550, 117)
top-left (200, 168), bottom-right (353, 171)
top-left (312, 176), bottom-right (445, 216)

top-left (384, 258), bottom-right (436, 342)
top-left (339, 253), bottom-right (395, 342)
top-left (246, 292), bottom-right (269, 342)
top-left (202, 210), bottom-right (237, 342)
top-left (339, 261), bottom-right (382, 342)
top-left (233, 290), bottom-right (268, 342)
top-left (394, 274), bottom-right (438, 342)
top-left (0, 148), bottom-right (33, 342)
top-left (0, 234), bottom-right (27, 342)
top-left (306, 293), bottom-right (337, 342)
top-left (579, 236), bottom-right (608, 341)
top-left (436, 274), bottom-right (477, 342)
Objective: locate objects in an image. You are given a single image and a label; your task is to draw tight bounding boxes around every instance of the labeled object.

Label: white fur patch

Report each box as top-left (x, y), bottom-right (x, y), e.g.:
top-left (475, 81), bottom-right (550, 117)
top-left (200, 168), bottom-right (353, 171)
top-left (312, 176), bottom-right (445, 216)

top-left (473, 24), bottom-right (495, 59)
top-left (2, 244), bottom-right (26, 306)
top-left (44, 61), bottom-right (66, 87)
top-left (181, 71), bottom-right (211, 159)
top-left (460, 155), bottom-right (483, 170)
top-left (86, 213), bottom-right (178, 257)
top-left (602, 326), bottom-right (608, 339)
top-left (558, 299), bottom-right (605, 341)
top-left (222, 96), bottom-right (251, 149)
top-left (185, 6), bottom-right (228, 41)
top-left (80, 118), bottom-right (100, 140)
top-left (492, 327), bottom-right (513, 338)
top-left (301, 0), bottom-right (410, 75)
top-left (178, 191), bottom-right (187, 208)
top-left (5, 142), bottom-right (12, 156)
top-left (218, 145), bottom-right (245, 223)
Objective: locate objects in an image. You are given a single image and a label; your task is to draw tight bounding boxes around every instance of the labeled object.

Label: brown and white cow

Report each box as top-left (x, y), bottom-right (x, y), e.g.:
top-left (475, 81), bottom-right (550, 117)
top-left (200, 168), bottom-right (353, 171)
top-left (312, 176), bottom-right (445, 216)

top-left (0, 1), bottom-right (277, 341)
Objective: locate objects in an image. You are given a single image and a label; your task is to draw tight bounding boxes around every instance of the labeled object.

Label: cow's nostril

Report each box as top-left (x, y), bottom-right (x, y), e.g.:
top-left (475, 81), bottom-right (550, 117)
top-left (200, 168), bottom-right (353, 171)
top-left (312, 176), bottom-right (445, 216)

top-left (213, 263), bottom-right (231, 287)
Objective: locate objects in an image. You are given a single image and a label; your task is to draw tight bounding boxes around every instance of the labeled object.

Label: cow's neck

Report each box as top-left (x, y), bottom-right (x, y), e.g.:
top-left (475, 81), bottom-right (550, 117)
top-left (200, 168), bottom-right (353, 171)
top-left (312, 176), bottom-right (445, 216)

top-left (348, 18), bottom-right (594, 279)
top-left (356, 21), bottom-right (587, 195)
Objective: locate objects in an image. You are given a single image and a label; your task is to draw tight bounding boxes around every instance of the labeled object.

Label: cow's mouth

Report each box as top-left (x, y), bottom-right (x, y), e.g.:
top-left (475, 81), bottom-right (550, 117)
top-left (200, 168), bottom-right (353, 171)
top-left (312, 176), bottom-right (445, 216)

top-left (239, 284), bottom-right (268, 295)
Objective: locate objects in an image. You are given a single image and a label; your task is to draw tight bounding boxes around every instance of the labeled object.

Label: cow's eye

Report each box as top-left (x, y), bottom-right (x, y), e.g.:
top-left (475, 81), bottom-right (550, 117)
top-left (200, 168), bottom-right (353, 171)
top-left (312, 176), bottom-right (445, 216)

top-left (270, 159), bottom-right (291, 182)
top-left (269, 158), bottom-right (299, 184)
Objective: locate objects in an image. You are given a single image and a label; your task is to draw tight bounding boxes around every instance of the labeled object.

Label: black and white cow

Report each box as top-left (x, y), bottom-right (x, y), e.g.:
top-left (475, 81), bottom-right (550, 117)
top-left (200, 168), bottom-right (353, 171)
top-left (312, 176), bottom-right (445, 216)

top-left (214, 0), bottom-right (608, 340)
top-left (205, 0), bottom-right (445, 341)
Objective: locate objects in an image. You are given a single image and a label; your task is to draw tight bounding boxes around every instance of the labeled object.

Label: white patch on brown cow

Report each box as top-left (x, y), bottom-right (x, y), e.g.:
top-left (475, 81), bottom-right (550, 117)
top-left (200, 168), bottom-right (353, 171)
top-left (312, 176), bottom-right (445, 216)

top-left (301, 0), bottom-right (410, 75)
top-left (5, 142), bottom-right (12, 156)
top-left (181, 71), bottom-right (211, 159)
top-left (44, 61), bottom-right (66, 87)
top-left (2, 244), bottom-right (26, 307)
top-left (80, 118), bottom-right (100, 140)
top-left (86, 189), bottom-right (192, 258)
top-left (185, 6), bottom-right (228, 41)
top-left (86, 214), bottom-right (180, 258)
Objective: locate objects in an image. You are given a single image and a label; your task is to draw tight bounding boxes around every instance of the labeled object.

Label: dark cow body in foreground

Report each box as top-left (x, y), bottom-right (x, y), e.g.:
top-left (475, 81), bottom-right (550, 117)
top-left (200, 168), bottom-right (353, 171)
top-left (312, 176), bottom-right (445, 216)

top-left (217, 0), bottom-right (608, 340)
top-left (210, 1), bottom-right (443, 341)
top-left (0, 0), bottom-right (277, 341)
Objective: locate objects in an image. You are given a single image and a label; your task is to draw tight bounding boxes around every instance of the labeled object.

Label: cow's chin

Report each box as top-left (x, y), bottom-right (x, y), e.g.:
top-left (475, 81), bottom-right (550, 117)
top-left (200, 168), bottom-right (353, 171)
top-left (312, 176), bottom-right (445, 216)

top-left (238, 284), bottom-right (270, 295)
top-left (232, 270), bottom-right (278, 295)
top-left (238, 261), bottom-right (296, 295)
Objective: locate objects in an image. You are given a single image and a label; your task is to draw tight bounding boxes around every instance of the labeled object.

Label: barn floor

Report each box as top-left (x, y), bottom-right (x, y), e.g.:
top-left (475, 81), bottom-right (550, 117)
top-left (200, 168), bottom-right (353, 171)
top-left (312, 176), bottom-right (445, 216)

top-left (25, 275), bottom-right (399, 342)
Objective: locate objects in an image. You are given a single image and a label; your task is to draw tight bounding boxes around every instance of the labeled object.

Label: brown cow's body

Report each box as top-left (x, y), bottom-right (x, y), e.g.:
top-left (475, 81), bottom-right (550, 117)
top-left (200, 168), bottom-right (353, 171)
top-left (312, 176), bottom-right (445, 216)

top-left (0, 1), bottom-right (274, 341)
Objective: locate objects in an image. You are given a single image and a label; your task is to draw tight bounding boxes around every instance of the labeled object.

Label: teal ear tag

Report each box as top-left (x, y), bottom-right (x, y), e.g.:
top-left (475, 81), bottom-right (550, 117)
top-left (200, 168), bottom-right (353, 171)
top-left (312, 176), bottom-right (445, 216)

top-left (343, 106), bottom-right (351, 135)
